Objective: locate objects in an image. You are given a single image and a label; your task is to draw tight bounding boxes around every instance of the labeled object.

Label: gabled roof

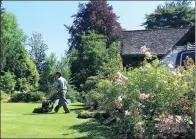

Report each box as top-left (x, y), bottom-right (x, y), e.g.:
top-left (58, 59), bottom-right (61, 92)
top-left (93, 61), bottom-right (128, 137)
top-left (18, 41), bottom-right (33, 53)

top-left (121, 27), bottom-right (191, 56)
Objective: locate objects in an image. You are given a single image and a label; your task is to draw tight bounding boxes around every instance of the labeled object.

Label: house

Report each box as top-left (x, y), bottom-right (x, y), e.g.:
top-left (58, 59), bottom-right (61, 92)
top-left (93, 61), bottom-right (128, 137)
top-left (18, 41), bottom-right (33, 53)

top-left (120, 26), bottom-right (195, 67)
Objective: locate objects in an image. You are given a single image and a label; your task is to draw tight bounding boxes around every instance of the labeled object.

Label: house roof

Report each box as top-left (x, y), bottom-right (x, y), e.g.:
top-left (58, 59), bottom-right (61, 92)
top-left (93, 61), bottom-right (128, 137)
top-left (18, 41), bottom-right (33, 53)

top-left (121, 27), bottom-right (191, 56)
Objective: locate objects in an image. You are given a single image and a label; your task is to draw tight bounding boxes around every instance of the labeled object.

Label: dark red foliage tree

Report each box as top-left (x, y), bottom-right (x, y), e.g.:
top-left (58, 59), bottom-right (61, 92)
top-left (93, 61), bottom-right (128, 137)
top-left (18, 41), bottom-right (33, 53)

top-left (65, 0), bottom-right (122, 52)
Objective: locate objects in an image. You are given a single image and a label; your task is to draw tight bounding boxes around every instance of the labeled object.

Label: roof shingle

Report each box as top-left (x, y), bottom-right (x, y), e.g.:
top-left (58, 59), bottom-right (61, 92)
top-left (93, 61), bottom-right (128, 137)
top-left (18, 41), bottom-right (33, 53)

top-left (121, 28), bottom-right (190, 56)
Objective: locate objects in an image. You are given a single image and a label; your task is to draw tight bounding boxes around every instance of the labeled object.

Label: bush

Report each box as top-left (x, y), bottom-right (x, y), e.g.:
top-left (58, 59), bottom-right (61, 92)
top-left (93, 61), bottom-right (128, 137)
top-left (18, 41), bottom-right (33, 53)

top-left (86, 47), bottom-right (195, 139)
top-left (10, 91), bottom-right (45, 102)
top-left (67, 84), bottom-right (79, 103)
top-left (0, 91), bottom-right (10, 102)
top-left (29, 91), bottom-right (45, 102)
top-left (0, 72), bottom-right (16, 94)
top-left (48, 90), bottom-right (59, 102)
top-left (48, 85), bottom-right (79, 103)
top-left (77, 110), bottom-right (94, 119)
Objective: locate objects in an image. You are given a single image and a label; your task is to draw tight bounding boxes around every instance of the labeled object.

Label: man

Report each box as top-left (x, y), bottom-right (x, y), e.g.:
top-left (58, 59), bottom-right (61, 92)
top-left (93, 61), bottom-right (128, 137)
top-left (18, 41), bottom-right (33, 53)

top-left (54, 72), bottom-right (71, 113)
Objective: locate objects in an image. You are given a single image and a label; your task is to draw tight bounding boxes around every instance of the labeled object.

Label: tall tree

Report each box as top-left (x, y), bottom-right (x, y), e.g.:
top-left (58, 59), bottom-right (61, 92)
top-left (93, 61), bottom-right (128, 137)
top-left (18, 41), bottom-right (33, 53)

top-left (1, 11), bottom-right (39, 92)
top-left (27, 32), bottom-right (48, 73)
top-left (142, 0), bottom-right (195, 29)
top-left (39, 53), bottom-right (57, 94)
top-left (0, 5), bottom-right (5, 74)
top-left (69, 31), bottom-right (121, 90)
top-left (65, 0), bottom-right (121, 52)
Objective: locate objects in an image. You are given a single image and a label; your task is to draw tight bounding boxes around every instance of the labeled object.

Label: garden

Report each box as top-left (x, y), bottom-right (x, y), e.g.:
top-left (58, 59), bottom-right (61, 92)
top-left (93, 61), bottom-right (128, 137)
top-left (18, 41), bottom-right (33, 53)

top-left (1, 0), bottom-right (195, 138)
top-left (82, 47), bottom-right (195, 139)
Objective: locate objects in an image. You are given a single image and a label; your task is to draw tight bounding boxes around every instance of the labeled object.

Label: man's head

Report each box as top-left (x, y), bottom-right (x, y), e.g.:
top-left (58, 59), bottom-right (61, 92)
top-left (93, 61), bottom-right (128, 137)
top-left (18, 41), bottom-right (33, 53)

top-left (56, 72), bottom-right (61, 78)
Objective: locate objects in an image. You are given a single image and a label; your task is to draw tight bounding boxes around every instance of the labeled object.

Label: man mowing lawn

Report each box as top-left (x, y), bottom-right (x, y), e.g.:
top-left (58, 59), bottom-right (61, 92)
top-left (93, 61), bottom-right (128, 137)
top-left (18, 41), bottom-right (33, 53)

top-left (54, 72), bottom-right (71, 113)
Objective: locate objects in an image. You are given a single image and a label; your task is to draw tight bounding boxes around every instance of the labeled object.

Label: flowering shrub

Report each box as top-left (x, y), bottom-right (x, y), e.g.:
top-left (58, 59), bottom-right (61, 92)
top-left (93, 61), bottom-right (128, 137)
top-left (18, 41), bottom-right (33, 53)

top-left (86, 47), bottom-right (195, 139)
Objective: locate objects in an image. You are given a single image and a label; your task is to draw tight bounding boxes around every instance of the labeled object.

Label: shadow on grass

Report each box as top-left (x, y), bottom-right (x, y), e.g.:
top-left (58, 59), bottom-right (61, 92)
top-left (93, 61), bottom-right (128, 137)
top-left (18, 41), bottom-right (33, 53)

top-left (23, 112), bottom-right (72, 115)
top-left (70, 104), bottom-right (85, 107)
top-left (65, 119), bottom-right (114, 139)
top-left (23, 112), bottom-right (56, 115)
top-left (70, 107), bottom-right (84, 111)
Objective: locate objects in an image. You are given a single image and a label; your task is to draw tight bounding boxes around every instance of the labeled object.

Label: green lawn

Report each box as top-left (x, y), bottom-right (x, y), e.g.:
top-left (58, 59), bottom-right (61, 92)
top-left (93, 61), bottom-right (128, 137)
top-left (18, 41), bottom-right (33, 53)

top-left (1, 103), bottom-right (112, 138)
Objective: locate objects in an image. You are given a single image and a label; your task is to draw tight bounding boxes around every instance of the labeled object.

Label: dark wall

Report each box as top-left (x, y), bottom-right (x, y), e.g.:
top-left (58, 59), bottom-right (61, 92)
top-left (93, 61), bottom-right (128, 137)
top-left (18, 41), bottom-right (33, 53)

top-left (122, 55), bottom-right (164, 68)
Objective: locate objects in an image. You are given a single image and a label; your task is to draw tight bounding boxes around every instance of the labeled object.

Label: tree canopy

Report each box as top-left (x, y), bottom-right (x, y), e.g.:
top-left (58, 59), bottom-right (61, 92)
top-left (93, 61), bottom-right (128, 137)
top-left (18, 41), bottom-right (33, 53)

top-left (27, 32), bottom-right (48, 73)
top-left (1, 11), bottom-right (39, 93)
top-left (142, 0), bottom-right (195, 29)
top-left (65, 0), bottom-right (121, 52)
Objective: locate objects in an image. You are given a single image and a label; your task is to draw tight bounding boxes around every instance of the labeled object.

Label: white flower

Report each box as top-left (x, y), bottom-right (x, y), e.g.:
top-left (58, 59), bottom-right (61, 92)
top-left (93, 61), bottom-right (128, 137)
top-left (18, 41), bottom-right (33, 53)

top-left (167, 62), bottom-right (174, 69)
top-left (140, 46), bottom-right (147, 53)
top-left (121, 74), bottom-right (128, 80)
top-left (172, 71), bottom-right (177, 76)
top-left (115, 72), bottom-right (128, 81)
top-left (117, 96), bottom-right (123, 102)
top-left (145, 51), bottom-right (152, 58)
top-left (163, 81), bottom-right (168, 84)
top-left (125, 110), bottom-right (131, 116)
top-left (139, 93), bottom-right (150, 100)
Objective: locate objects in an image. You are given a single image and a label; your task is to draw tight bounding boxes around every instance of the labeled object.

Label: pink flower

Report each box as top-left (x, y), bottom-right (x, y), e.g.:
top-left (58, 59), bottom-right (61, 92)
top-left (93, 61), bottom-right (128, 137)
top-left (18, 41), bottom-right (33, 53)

top-left (136, 122), bottom-right (142, 131)
top-left (139, 93), bottom-right (149, 100)
top-left (90, 101), bottom-right (94, 105)
top-left (140, 46), bottom-right (147, 53)
top-left (145, 51), bottom-right (152, 58)
top-left (138, 134), bottom-right (144, 139)
top-left (114, 101), bottom-right (123, 109)
top-left (167, 62), bottom-right (174, 69)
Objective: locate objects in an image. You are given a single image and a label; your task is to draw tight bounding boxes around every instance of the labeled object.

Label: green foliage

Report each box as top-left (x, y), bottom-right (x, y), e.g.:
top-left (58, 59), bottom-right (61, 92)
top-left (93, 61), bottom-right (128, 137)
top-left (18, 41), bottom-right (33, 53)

top-left (56, 56), bottom-right (71, 81)
top-left (29, 91), bottom-right (45, 102)
top-left (39, 53), bottom-right (57, 94)
top-left (67, 84), bottom-right (78, 103)
top-left (0, 72), bottom-right (16, 94)
top-left (39, 53), bottom-right (78, 103)
top-left (86, 50), bottom-right (195, 138)
top-left (10, 91), bottom-right (45, 102)
top-left (142, 1), bottom-right (195, 29)
top-left (77, 110), bottom-right (93, 119)
top-left (1, 11), bottom-right (39, 93)
top-left (69, 31), bottom-right (108, 89)
top-left (27, 32), bottom-right (48, 73)
top-left (66, 0), bottom-right (121, 51)
top-left (0, 91), bottom-right (10, 102)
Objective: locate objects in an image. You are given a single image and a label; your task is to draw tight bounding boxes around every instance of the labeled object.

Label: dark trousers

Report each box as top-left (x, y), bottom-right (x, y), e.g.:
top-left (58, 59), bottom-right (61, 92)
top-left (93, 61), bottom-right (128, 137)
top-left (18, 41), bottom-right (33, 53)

top-left (54, 90), bottom-right (70, 113)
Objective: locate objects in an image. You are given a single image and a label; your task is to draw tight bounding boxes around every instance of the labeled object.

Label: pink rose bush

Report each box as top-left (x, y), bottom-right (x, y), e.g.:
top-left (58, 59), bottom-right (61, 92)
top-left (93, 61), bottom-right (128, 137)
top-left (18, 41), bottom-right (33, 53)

top-left (86, 46), bottom-right (195, 138)
top-left (140, 46), bottom-right (153, 58)
top-left (114, 72), bottom-right (128, 85)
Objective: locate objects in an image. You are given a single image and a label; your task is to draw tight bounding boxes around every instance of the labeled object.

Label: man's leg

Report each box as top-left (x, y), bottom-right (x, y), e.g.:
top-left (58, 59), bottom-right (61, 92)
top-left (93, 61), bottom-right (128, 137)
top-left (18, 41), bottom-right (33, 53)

top-left (60, 90), bottom-right (70, 113)
top-left (54, 100), bottom-right (62, 113)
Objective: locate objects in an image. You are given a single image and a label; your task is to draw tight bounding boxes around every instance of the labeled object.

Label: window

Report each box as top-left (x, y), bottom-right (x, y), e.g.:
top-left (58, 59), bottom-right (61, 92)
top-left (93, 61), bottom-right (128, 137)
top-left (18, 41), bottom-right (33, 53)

top-left (180, 51), bottom-right (195, 66)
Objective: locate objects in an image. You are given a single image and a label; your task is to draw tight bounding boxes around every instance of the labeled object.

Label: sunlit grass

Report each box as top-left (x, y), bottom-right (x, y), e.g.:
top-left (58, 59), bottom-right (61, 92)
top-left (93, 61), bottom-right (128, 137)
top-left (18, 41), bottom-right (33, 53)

top-left (1, 102), bottom-right (112, 138)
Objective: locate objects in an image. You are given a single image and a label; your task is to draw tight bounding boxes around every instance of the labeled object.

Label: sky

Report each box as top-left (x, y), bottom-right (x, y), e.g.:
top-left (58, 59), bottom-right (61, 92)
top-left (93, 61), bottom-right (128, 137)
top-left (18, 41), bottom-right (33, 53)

top-left (2, 1), bottom-right (195, 59)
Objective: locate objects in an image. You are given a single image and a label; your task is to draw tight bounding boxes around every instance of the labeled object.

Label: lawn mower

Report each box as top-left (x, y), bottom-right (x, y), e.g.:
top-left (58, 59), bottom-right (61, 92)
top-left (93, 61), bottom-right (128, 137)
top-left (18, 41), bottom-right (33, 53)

top-left (32, 98), bottom-right (71, 114)
top-left (32, 99), bottom-right (55, 113)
